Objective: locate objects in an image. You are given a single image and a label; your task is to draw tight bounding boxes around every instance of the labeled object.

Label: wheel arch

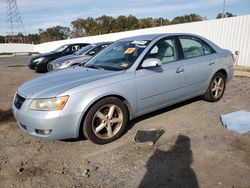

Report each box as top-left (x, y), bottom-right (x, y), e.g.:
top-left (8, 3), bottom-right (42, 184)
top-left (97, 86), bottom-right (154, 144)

top-left (215, 69), bottom-right (227, 80)
top-left (208, 68), bottom-right (228, 86)
top-left (78, 94), bottom-right (133, 138)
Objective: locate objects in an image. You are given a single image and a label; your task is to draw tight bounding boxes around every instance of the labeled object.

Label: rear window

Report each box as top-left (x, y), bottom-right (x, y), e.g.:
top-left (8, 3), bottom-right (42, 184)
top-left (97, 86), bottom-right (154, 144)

top-left (179, 36), bottom-right (215, 59)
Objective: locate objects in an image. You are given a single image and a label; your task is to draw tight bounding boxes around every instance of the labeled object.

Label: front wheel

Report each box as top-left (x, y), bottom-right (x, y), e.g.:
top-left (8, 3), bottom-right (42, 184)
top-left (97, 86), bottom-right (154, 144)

top-left (83, 97), bottom-right (128, 144)
top-left (204, 72), bottom-right (226, 102)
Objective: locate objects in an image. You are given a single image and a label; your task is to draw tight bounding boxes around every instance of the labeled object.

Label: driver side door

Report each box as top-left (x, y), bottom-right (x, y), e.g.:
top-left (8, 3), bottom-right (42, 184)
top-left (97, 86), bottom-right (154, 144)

top-left (135, 37), bottom-right (186, 114)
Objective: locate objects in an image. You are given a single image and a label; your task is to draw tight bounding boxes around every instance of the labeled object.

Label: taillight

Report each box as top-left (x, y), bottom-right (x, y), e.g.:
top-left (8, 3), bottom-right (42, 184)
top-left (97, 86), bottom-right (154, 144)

top-left (231, 53), bottom-right (235, 63)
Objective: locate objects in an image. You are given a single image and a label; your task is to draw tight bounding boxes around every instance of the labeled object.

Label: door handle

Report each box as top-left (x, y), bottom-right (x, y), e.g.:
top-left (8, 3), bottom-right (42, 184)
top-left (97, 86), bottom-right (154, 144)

top-left (176, 67), bottom-right (184, 73)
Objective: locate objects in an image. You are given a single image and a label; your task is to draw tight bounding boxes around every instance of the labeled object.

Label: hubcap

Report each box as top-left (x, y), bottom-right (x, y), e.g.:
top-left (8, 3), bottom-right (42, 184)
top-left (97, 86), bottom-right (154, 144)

top-left (211, 76), bottom-right (224, 99)
top-left (92, 104), bottom-right (123, 139)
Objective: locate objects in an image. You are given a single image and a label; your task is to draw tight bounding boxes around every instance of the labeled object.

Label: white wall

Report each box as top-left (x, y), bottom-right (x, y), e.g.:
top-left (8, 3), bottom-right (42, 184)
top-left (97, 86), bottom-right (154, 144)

top-left (1, 15), bottom-right (250, 66)
top-left (0, 43), bottom-right (34, 53)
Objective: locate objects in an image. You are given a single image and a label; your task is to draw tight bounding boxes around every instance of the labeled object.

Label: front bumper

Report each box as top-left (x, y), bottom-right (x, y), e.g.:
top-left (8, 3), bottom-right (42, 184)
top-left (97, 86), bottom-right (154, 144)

top-left (12, 98), bottom-right (82, 140)
top-left (28, 62), bottom-right (37, 70)
top-left (28, 61), bottom-right (47, 72)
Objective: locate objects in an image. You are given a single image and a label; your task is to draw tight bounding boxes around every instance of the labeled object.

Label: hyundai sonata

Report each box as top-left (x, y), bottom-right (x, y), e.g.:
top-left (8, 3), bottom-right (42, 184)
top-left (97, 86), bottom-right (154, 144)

top-left (12, 33), bottom-right (234, 144)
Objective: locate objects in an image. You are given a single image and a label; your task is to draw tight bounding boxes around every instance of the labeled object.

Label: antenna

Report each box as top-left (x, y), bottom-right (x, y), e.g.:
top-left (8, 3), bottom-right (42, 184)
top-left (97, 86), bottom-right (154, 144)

top-left (6, 0), bottom-right (26, 43)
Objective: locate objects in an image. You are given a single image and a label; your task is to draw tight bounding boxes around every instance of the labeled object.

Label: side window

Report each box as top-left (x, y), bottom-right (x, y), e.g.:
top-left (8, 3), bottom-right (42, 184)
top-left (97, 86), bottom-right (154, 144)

top-left (146, 38), bottom-right (178, 64)
top-left (202, 42), bottom-right (215, 55)
top-left (179, 36), bottom-right (214, 59)
top-left (87, 46), bottom-right (102, 56)
top-left (71, 45), bottom-right (81, 52)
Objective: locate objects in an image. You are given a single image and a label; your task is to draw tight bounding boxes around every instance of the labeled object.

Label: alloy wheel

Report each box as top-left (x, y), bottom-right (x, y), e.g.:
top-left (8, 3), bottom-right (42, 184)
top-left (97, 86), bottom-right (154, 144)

top-left (92, 104), bottom-right (123, 139)
top-left (211, 76), bottom-right (225, 99)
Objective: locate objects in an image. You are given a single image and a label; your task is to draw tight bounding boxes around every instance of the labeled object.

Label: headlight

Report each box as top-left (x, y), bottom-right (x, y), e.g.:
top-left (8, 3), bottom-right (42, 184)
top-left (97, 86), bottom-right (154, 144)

top-left (33, 57), bottom-right (45, 63)
top-left (56, 61), bottom-right (72, 67)
top-left (29, 96), bottom-right (69, 111)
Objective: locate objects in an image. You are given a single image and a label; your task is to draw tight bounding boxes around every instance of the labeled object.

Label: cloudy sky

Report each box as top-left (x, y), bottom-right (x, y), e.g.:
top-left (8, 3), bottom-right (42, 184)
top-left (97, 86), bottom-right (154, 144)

top-left (0, 0), bottom-right (249, 35)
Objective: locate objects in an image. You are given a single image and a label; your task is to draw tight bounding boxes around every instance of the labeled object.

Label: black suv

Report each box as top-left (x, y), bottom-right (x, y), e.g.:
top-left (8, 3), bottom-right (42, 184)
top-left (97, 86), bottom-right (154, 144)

top-left (28, 43), bottom-right (89, 72)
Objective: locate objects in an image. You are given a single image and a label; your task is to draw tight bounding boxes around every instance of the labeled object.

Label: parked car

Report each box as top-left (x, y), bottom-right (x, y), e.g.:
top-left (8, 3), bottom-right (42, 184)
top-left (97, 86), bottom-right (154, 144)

top-left (28, 43), bottom-right (89, 72)
top-left (48, 42), bottom-right (112, 71)
top-left (13, 33), bottom-right (235, 144)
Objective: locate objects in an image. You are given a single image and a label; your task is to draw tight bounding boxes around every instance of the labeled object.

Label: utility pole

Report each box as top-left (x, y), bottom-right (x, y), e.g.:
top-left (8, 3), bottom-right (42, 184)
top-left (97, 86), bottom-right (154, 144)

top-left (222, 0), bottom-right (226, 18)
top-left (6, 0), bottom-right (26, 43)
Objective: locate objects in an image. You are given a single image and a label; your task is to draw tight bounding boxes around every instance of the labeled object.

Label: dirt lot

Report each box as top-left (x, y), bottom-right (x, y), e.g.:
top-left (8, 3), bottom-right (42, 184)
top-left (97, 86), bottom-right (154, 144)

top-left (0, 56), bottom-right (250, 188)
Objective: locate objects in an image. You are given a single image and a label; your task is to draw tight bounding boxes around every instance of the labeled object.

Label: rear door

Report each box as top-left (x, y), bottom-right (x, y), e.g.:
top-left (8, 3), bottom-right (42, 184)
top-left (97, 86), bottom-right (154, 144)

top-left (178, 36), bottom-right (217, 96)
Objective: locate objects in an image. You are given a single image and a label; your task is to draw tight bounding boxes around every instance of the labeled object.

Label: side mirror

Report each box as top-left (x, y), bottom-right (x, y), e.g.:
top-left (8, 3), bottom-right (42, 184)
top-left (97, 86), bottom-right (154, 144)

top-left (141, 58), bottom-right (162, 68)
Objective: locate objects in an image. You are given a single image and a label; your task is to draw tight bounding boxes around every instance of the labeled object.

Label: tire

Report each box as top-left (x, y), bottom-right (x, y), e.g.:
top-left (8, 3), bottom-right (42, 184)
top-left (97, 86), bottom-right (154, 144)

top-left (204, 72), bottom-right (226, 102)
top-left (83, 97), bottom-right (128, 144)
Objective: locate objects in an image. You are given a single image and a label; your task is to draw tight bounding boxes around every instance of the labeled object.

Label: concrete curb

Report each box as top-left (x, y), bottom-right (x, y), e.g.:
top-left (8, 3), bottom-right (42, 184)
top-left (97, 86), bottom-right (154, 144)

top-left (234, 66), bottom-right (250, 78)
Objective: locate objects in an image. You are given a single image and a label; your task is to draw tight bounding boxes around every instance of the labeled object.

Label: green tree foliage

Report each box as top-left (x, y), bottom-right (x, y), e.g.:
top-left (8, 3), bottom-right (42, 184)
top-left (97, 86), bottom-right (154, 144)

top-left (0, 35), bottom-right (5, 43)
top-left (27, 34), bottom-right (40, 44)
top-left (71, 18), bottom-right (86, 38)
top-left (216, 12), bottom-right (236, 19)
top-left (70, 15), bottom-right (169, 38)
top-left (171, 14), bottom-right (203, 24)
top-left (39, 26), bottom-right (70, 43)
top-left (1, 13), bottom-right (206, 43)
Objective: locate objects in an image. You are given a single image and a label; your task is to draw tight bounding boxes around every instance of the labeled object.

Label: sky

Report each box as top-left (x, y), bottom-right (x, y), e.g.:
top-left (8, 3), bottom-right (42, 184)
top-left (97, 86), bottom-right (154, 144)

top-left (0, 0), bottom-right (250, 35)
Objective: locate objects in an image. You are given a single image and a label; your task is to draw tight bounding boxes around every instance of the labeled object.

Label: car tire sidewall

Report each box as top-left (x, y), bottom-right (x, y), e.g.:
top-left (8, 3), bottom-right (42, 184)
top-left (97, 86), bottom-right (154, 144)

top-left (83, 97), bottom-right (128, 144)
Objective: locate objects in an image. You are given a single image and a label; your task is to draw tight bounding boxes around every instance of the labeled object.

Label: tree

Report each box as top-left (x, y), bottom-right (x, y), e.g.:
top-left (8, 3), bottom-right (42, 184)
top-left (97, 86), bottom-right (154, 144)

top-left (115, 15), bottom-right (128, 32)
top-left (126, 15), bottom-right (139, 30)
top-left (71, 18), bottom-right (86, 38)
top-left (154, 17), bottom-right (170, 26)
top-left (27, 34), bottom-right (40, 44)
top-left (96, 15), bottom-right (115, 34)
top-left (216, 12), bottom-right (236, 19)
top-left (39, 26), bottom-right (70, 43)
top-left (138, 17), bottom-right (156, 28)
top-left (171, 14), bottom-right (203, 24)
top-left (0, 35), bottom-right (5, 43)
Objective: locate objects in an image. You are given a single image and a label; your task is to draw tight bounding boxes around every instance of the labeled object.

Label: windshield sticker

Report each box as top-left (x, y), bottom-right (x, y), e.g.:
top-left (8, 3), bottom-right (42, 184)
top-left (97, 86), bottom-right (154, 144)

top-left (132, 40), bottom-right (147, 45)
top-left (120, 62), bottom-right (129, 68)
top-left (124, 48), bottom-right (135, 54)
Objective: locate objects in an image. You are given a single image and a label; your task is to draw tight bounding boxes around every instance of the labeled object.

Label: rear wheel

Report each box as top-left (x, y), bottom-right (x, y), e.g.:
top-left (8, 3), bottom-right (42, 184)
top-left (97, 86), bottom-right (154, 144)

top-left (204, 72), bottom-right (226, 102)
top-left (83, 97), bottom-right (128, 144)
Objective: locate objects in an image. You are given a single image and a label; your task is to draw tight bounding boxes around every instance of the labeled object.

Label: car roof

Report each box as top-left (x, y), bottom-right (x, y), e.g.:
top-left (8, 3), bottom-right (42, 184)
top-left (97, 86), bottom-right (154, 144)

top-left (91, 41), bottom-right (113, 45)
top-left (118, 33), bottom-right (205, 41)
top-left (66, 43), bottom-right (89, 46)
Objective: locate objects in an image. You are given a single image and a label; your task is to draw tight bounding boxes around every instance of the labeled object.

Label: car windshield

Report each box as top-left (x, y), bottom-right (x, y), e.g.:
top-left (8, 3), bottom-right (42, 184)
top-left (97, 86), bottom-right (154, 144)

top-left (85, 40), bottom-right (150, 71)
top-left (54, 45), bottom-right (69, 52)
top-left (74, 44), bottom-right (95, 55)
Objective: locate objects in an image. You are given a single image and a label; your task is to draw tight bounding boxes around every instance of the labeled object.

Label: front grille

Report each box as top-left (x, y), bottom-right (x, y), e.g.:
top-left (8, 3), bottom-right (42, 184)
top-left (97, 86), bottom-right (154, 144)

top-left (14, 93), bottom-right (26, 109)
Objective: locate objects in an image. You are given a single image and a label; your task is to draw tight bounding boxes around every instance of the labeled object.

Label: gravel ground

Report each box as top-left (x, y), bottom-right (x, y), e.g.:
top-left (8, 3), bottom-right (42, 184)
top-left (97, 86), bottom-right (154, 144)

top-left (0, 56), bottom-right (250, 188)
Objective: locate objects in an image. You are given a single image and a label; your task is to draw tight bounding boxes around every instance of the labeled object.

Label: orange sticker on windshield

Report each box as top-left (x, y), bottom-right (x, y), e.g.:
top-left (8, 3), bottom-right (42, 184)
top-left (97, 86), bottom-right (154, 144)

top-left (124, 48), bottom-right (135, 54)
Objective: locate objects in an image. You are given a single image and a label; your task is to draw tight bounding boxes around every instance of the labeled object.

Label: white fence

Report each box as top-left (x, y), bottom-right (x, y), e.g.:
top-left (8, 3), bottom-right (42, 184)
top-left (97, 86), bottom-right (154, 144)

top-left (0, 43), bottom-right (33, 53)
top-left (1, 15), bottom-right (250, 66)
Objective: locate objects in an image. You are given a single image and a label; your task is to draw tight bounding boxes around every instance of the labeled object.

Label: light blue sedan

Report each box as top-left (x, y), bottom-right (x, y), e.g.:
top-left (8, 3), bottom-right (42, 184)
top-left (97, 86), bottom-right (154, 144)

top-left (12, 33), bottom-right (234, 144)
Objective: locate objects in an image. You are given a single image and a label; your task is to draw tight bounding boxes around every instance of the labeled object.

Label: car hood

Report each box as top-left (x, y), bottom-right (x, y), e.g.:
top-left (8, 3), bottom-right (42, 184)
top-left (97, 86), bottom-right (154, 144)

top-left (18, 67), bottom-right (124, 99)
top-left (52, 54), bottom-right (78, 63)
top-left (65, 55), bottom-right (92, 64)
top-left (33, 51), bottom-right (59, 59)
